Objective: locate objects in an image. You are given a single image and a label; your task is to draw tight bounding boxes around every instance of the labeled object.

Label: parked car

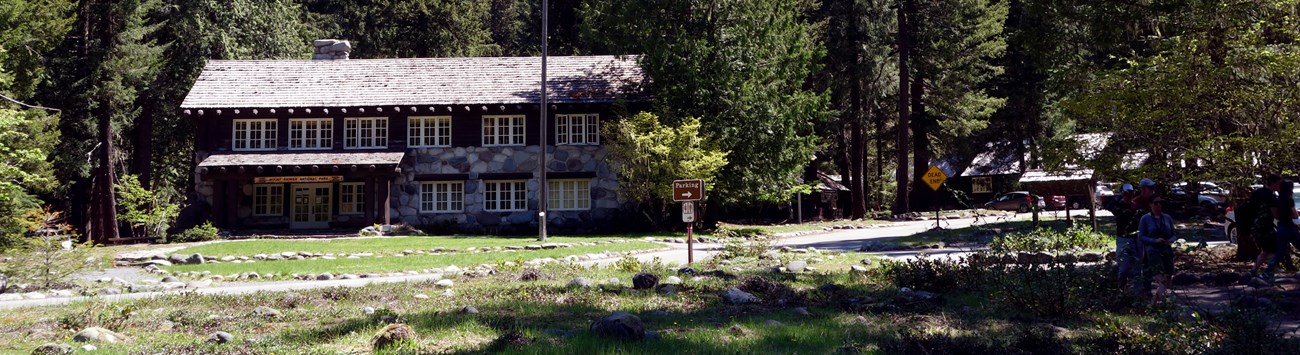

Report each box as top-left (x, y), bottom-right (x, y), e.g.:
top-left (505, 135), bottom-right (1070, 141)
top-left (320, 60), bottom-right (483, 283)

top-left (1224, 190), bottom-right (1300, 244)
top-left (1046, 195), bottom-right (1067, 210)
top-left (1166, 188), bottom-right (1225, 219)
top-left (984, 191), bottom-right (1047, 213)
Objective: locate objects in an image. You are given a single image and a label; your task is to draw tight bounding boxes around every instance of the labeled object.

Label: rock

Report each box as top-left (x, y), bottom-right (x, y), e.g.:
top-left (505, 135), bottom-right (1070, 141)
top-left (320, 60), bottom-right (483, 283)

top-left (363, 306), bottom-right (376, 315)
top-left (793, 307), bottom-right (812, 316)
top-left (187, 254), bottom-right (205, 264)
top-left (568, 277), bottom-right (594, 288)
top-left (220, 256), bottom-right (236, 262)
top-left (444, 265), bottom-right (463, 273)
top-left (723, 287), bottom-right (759, 305)
top-left (50, 290), bottom-right (73, 297)
top-left (161, 276), bottom-right (179, 283)
top-left (161, 282), bottom-right (186, 290)
top-left (786, 260), bottom-right (808, 273)
top-left (1212, 272), bottom-right (1244, 286)
top-left (678, 267), bottom-right (698, 275)
top-left (664, 276), bottom-right (683, 284)
top-left (414, 293), bottom-right (430, 300)
top-left (1172, 273), bottom-right (1200, 286)
top-left (1079, 253), bottom-right (1103, 263)
top-left (207, 331), bottom-right (233, 344)
top-left (435, 279), bottom-right (454, 288)
top-left (850, 265), bottom-right (869, 273)
top-left (850, 315), bottom-right (870, 325)
top-left (252, 306), bottom-right (281, 318)
top-left (316, 273), bottom-right (334, 281)
top-left (1055, 253), bottom-right (1078, 264)
top-left (441, 289), bottom-right (455, 297)
top-left (22, 292), bottom-right (45, 299)
top-left (186, 280), bottom-right (212, 288)
top-left (339, 274), bottom-right (359, 280)
top-left (761, 250), bottom-right (781, 260)
top-left (371, 324), bottom-right (418, 350)
top-left (79, 344), bottom-right (95, 352)
top-left (764, 320), bottom-right (784, 327)
top-left (729, 324), bottom-right (751, 336)
top-left (632, 273), bottom-right (659, 290)
top-left (0, 293), bottom-right (24, 301)
top-left (589, 312), bottom-right (646, 341)
top-left (461, 306), bottom-right (480, 314)
top-left (655, 284), bottom-right (678, 296)
top-left (138, 259), bottom-right (172, 267)
top-left (31, 343), bottom-right (73, 355)
top-left (73, 327), bottom-right (127, 343)
top-left (168, 254), bottom-right (188, 264)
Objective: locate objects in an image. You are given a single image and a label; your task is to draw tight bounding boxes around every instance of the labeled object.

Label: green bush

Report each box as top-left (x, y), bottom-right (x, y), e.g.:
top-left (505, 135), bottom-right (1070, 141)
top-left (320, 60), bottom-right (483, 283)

top-left (715, 225), bottom-right (773, 260)
top-left (171, 222), bottom-right (219, 243)
top-left (989, 225), bottom-right (1109, 253)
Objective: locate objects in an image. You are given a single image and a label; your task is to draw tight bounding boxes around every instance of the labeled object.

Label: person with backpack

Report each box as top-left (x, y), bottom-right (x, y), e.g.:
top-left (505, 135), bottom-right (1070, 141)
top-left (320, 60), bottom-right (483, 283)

top-left (1106, 184), bottom-right (1141, 292)
top-left (1265, 181), bottom-right (1299, 278)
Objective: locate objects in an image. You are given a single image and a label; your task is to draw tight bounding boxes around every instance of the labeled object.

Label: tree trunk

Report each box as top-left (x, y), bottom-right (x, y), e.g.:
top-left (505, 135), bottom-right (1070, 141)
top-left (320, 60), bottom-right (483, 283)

top-left (132, 103), bottom-right (154, 189)
top-left (849, 75), bottom-right (866, 219)
top-left (893, 0), bottom-right (912, 215)
top-left (909, 72), bottom-right (930, 212)
top-left (873, 103), bottom-right (886, 212)
top-left (89, 1), bottom-right (121, 244)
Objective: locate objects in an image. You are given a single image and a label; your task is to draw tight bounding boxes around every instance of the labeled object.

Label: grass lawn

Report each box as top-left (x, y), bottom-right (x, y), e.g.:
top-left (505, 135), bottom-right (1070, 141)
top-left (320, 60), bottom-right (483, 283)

top-left (164, 242), bottom-right (666, 277)
top-left (172, 236), bottom-right (646, 258)
top-left (2, 248), bottom-right (1294, 354)
top-left (878, 216), bottom-right (1121, 247)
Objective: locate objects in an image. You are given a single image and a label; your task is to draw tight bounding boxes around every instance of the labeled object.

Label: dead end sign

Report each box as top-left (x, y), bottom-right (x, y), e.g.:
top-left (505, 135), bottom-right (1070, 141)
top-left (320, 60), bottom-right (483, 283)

top-left (923, 165), bottom-right (948, 191)
top-left (673, 179), bottom-right (704, 202)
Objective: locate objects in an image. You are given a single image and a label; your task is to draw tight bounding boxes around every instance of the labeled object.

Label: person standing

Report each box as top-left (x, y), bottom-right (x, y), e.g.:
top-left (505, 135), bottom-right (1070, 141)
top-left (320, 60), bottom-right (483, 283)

top-left (1106, 184), bottom-right (1140, 292)
top-left (1138, 197), bottom-right (1176, 304)
top-left (1130, 178), bottom-right (1158, 295)
top-left (1248, 174), bottom-right (1284, 280)
top-left (1266, 181), bottom-right (1298, 277)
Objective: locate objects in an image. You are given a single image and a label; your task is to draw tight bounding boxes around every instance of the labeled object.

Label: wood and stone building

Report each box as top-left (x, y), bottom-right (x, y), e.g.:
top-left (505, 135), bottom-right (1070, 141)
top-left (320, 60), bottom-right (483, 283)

top-left (181, 41), bottom-right (645, 233)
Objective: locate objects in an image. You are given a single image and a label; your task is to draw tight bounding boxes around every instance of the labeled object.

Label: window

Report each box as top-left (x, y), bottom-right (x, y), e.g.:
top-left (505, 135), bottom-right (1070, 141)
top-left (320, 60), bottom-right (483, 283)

top-left (556, 113), bottom-right (600, 145)
top-left (482, 115), bottom-right (525, 146)
top-left (484, 180), bottom-right (527, 212)
top-left (233, 119), bottom-right (277, 151)
top-left (420, 181), bottom-right (464, 212)
top-left (409, 116), bottom-right (452, 147)
top-left (344, 117), bottom-right (388, 149)
top-left (339, 182), bottom-right (364, 214)
top-left (972, 177), bottom-right (992, 193)
top-left (548, 179), bottom-right (591, 210)
top-left (289, 118), bottom-right (333, 150)
top-left (253, 185), bottom-right (284, 216)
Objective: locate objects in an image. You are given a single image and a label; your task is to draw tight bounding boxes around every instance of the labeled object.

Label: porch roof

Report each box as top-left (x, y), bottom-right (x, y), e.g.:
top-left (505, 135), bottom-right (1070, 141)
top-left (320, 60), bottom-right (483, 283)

top-left (197, 151), bottom-right (407, 168)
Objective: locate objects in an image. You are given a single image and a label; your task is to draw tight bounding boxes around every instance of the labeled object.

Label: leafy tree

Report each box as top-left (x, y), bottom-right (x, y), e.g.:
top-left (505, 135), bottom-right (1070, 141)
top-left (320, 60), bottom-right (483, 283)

top-left (115, 174), bottom-right (178, 242)
top-left (583, 0), bottom-right (832, 205)
top-left (603, 112), bottom-right (728, 229)
top-left (0, 102), bottom-right (58, 249)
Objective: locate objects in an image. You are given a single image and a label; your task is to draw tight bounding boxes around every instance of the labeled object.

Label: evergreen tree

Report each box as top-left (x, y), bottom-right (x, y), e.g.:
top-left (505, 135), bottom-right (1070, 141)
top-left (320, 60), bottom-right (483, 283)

top-left (583, 0), bottom-right (832, 206)
top-left (302, 0), bottom-right (497, 57)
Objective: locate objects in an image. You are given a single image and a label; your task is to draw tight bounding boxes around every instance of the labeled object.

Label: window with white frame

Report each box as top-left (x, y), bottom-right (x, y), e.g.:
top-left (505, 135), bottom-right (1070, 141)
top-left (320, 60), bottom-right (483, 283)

top-left (419, 181), bottom-right (464, 212)
top-left (482, 115), bottom-right (525, 146)
top-left (253, 184), bottom-right (284, 216)
top-left (289, 118), bottom-right (333, 150)
top-left (548, 179), bottom-right (591, 210)
top-left (233, 119), bottom-right (278, 151)
top-left (344, 117), bottom-right (388, 149)
top-left (484, 180), bottom-right (527, 212)
top-left (409, 116), bottom-right (452, 147)
top-left (972, 177), bottom-right (993, 194)
top-left (556, 113), bottom-right (600, 145)
top-left (339, 182), bottom-right (364, 214)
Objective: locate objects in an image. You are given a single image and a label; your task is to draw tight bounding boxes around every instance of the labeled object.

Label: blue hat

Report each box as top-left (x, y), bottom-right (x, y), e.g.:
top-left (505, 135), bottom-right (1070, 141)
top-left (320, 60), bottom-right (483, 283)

top-left (1121, 184), bottom-right (1134, 192)
top-left (1139, 178), bottom-right (1155, 188)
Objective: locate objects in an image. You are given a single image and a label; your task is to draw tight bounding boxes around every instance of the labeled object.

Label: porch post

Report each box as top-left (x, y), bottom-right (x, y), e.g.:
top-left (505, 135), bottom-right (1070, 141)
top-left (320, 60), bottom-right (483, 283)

top-left (363, 177), bottom-right (376, 226)
top-left (381, 178), bottom-right (392, 225)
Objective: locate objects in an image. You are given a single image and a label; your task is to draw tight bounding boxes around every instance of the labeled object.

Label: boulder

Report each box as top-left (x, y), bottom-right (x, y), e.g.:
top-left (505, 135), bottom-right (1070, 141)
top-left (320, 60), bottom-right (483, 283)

top-left (414, 294), bottom-right (430, 300)
top-left (632, 273), bottom-right (659, 290)
top-left (435, 279), bottom-right (454, 288)
top-left (589, 312), bottom-right (646, 341)
top-left (1079, 253), bottom-right (1103, 263)
top-left (316, 273), bottom-right (334, 281)
top-left (655, 284), bottom-right (678, 296)
top-left (1212, 272), bottom-right (1244, 286)
top-left (167, 254), bottom-right (188, 264)
top-left (851, 265), bottom-right (869, 273)
top-left (72, 327), bottom-right (127, 343)
top-left (664, 276), bottom-right (683, 284)
top-left (252, 306), bottom-right (281, 318)
top-left (186, 254), bottom-right (205, 264)
top-left (793, 307), bottom-right (812, 316)
top-left (461, 306), bottom-right (480, 314)
top-left (677, 267), bottom-right (698, 275)
top-left (786, 260), bottom-right (808, 273)
top-left (1055, 253), bottom-right (1078, 264)
top-left (31, 343), bottom-right (73, 355)
top-left (568, 277), bottom-right (594, 289)
top-left (371, 323), bottom-right (418, 350)
top-left (723, 287), bottom-right (759, 305)
top-left (161, 276), bottom-right (179, 283)
top-left (207, 331), bottom-right (234, 344)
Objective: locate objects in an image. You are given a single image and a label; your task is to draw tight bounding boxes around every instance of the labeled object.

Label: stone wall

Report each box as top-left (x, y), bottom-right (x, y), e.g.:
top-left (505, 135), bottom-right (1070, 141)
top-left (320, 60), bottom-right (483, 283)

top-left (391, 145), bottom-right (621, 234)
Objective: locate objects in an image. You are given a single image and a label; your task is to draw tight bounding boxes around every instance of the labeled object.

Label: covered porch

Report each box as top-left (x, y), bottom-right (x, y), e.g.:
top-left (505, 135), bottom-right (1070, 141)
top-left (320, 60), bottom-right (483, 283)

top-left (197, 151), bottom-right (407, 230)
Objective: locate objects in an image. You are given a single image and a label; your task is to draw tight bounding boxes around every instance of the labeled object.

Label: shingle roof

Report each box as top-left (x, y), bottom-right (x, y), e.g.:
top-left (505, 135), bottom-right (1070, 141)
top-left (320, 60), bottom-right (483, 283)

top-left (181, 55), bottom-right (645, 109)
top-left (198, 151), bottom-right (406, 167)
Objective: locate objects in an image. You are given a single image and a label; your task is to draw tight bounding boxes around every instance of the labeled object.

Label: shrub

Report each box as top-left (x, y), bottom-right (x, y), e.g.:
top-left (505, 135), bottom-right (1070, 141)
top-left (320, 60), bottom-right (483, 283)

top-left (989, 225), bottom-right (1108, 254)
top-left (171, 222), bottom-right (219, 243)
top-left (715, 225), bottom-right (773, 260)
top-left (0, 209), bottom-right (98, 291)
top-left (116, 174), bottom-right (180, 241)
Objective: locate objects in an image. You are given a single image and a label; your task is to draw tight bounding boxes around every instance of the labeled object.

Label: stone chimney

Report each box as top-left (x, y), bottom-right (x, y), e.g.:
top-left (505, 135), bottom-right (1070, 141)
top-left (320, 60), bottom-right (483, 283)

top-left (313, 39), bottom-right (351, 60)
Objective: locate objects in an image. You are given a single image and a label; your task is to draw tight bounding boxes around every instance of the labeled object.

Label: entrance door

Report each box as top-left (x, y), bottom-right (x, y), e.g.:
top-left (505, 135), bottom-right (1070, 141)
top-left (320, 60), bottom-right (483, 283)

top-left (291, 183), bottom-right (332, 229)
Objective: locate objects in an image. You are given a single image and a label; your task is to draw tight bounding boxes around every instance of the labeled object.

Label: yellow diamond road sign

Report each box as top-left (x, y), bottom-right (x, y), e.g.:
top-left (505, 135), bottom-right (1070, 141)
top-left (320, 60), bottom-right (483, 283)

top-left (923, 165), bottom-right (948, 191)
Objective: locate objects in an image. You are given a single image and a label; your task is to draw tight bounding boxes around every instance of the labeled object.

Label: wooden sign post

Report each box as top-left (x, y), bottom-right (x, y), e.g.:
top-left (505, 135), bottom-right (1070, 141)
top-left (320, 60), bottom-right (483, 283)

top-left (673, 179), bottom-right (704, 263)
